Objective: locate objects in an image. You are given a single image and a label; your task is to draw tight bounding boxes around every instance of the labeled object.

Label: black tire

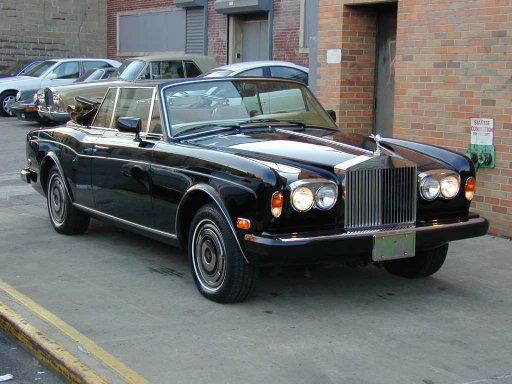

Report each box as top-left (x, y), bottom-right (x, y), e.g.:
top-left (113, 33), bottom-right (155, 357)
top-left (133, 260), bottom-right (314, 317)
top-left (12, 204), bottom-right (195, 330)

top-left (0, 91), bottom-right (17, 117)
top-left (383, 244), bottom-right (448, 278)
top-left (188, 203), bottom-right (257, 303)
top-left (47, 166), bottom-right (90, 235)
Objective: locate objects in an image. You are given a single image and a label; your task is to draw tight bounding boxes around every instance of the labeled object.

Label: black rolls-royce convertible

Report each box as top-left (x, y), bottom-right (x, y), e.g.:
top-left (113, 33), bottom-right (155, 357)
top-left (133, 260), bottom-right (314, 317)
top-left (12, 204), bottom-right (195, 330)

top-left (21, 78), bottom-right (489, 303)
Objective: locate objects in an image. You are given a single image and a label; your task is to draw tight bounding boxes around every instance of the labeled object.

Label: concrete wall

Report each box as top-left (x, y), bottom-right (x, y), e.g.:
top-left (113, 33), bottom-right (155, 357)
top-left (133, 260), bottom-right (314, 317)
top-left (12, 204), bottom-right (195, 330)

top-left (316, 0), bottom-right (512, 237)
top-left (0, 0), bottom-right (108, 71)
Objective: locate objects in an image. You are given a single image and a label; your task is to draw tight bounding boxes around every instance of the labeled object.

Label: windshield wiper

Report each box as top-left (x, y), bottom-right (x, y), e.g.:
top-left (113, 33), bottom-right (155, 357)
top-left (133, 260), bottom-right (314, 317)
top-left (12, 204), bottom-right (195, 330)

top-left (175, 123), bottom-right (240, 138)
top-left (245, 119), bottom-right (306, 129)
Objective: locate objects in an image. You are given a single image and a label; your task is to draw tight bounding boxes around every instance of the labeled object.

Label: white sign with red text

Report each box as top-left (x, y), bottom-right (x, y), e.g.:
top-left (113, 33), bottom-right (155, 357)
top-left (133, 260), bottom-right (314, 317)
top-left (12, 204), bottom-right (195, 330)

top-left (470, 118), bottom-right (494, 145)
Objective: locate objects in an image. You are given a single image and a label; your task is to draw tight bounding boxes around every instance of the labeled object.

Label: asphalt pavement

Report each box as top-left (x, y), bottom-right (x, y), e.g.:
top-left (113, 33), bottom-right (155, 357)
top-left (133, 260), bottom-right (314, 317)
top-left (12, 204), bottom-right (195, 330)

top-left (0, 116), bottom-right (511, 384)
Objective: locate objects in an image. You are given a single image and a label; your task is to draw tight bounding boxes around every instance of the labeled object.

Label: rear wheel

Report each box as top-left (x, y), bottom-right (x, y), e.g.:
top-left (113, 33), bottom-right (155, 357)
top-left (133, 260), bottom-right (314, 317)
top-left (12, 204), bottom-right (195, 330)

top-left (383, 244), bottom-right (448, 278)
top-left (0, 91), bottom-right (17, 117)
top-left (47, 166), bottom-right (90, 235)
top-left (189, 203), bottom-right (257, 303)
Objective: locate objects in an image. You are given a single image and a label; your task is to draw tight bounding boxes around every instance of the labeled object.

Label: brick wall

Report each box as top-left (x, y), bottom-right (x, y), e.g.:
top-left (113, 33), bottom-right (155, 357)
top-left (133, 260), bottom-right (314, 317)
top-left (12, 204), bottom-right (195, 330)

top-left (107, 0), bottom-right (306, 65)
top-left (207, 1), bottom-right (228, 65)
top-left (317, 0), bottom-right (512, 237)
top-left (272, 0), bottom-right (309, 66)
top-left (0, 0), bottom-right (108, 71)
top-left (394, 0), bottom-right (512, 236)
top-left (316, 1), bottom-right (376, 136)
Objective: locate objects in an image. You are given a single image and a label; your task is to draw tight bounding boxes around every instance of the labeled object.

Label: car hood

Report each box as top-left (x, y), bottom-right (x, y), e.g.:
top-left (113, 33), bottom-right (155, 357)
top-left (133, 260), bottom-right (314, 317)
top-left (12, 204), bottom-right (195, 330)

top-left (0, 75), bottom-right (36, 85)
top-left (186, 128), bottom-right (461, 173)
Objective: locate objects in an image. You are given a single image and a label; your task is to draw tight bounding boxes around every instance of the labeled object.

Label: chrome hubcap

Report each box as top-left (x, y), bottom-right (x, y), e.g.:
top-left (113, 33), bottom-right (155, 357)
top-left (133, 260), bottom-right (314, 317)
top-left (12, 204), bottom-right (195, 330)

top-left (2, 95), bottom-right (16, 116)
top-left (49, 175), bottom-right (66, 224)
top-left (192, 220), bottom-right (226, 292)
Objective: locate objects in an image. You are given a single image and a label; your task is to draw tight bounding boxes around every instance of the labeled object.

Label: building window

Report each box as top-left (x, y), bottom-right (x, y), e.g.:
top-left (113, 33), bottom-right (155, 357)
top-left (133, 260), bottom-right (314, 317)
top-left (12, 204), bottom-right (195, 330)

top-left (299, 0), bottom-right (311, 53)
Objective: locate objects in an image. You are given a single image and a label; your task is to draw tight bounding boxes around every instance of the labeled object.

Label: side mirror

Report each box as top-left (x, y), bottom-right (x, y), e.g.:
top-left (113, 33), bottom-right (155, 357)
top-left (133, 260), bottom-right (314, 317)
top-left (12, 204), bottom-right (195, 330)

top-left (117, 117), bottom-right (142, 141)
top-left (47, 73), bottom-right (58, 80)
top-left (327, 110), bottom-right (337, 123)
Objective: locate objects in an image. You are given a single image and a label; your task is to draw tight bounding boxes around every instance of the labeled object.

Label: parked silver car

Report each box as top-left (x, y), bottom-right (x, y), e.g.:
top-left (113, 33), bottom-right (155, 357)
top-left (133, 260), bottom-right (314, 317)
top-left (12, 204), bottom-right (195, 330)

top-left (203, 61), bottom-right (309, 84)
top-left (0, 58), bottom-right (121, 116)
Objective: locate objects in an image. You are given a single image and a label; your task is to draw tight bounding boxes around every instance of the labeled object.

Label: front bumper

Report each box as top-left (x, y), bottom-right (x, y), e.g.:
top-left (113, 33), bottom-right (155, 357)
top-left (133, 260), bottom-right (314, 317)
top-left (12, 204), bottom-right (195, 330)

top-left (11, 102), bottom-right (45, 122)
top-left (20, 167), bottom-right (37, 184)
top-left (38, 108), bottom-right (70, 123)
top-left (243, 215), bottom-right (489, 265)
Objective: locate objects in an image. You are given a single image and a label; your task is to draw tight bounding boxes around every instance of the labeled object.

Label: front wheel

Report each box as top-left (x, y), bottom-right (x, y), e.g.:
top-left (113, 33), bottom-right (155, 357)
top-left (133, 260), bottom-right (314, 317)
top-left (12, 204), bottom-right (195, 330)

top-left (189, 203), bottom-right (257, 303)
top-left (47, 166), bottom-right (90, 235)
top-left (0, 91), bottom-right (17, 117)
top-left (383, 244), bottom-right (448, 278)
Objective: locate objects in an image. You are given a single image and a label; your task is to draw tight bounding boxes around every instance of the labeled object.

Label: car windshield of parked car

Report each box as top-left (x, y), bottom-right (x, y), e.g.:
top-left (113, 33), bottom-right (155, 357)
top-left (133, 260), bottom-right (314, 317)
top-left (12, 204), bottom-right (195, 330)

top-left (163, 79), bottom-right (337, 137)
top-left (203, 69), bottom-right (235, 77)
top-left (118, 60), bottom-right (147, 81)
top-left (23, 60), bottom-right (57, 77)
top-left (2, 60), bottom-right (40, 76)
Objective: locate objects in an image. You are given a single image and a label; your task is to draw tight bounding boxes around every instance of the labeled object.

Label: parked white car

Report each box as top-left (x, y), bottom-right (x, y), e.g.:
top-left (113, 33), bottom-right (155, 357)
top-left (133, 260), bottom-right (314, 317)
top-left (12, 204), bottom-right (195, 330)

top-left (0, 58), bottom-right (121, 116)
top-left (202, 61), bottom-right (309, 84)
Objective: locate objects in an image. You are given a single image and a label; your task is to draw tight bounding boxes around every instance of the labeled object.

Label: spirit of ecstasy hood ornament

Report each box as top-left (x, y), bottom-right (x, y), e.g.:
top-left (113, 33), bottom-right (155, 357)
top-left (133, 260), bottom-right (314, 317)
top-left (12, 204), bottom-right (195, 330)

top-left (370, 134), bottom-right (384, 156)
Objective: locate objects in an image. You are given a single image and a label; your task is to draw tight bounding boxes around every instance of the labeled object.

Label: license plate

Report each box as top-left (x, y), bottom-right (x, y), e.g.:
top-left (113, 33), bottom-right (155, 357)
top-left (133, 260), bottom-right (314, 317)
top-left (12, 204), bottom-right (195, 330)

top-left (372, 232), bottom-right (415, 262)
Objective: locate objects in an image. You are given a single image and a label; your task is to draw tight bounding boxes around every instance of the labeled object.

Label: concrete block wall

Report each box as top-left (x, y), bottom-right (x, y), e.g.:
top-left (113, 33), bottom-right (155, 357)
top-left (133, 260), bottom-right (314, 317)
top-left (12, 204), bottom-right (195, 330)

top-left (0, 0), bottom-right (108, 71)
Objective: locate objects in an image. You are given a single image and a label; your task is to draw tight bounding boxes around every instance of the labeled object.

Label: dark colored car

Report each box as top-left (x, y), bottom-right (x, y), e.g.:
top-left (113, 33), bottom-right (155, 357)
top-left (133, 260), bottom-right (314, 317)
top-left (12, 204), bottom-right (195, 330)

top-left (11, 67), bottom-right (118, 124)
top-left (21, 78), bottom-right (488, 303)
top-left (0, 59), bottom-right (43, 78)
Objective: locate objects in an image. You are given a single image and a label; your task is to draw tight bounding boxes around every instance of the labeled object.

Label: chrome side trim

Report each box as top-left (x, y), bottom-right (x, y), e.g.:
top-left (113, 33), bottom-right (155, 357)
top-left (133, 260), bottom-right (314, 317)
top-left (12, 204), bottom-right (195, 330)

top-left (33, 139), bottom-right (255, 194)
top-left (73, 203), bottom-right (178, 240)
top-left (246, 218), bottom-right (486, 244)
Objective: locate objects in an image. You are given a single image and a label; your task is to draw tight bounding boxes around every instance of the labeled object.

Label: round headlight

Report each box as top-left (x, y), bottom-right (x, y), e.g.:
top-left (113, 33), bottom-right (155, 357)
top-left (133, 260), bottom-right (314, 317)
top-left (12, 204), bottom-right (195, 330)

top-left (291, 186), bottom-right (314, 212)
top-left (420, 176), bottom-right (440, 201)
top-left (53, 93), bottom-right (62, 109)
top-left (36, 90), bottom-right (45, 105)
top-left (315, 185), bottom-right (337, 210)
top-left (440, 175), bottom-right (460, 199)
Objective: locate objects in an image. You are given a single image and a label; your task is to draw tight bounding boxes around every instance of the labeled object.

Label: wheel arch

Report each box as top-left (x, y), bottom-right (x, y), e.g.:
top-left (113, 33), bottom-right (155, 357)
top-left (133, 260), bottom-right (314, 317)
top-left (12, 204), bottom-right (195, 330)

top-left (0, 89), bottom-right (19, 97)
top-left (176, 183), bottom-right (249, 263)
top-left (40, 152), bottom-right (73, 201)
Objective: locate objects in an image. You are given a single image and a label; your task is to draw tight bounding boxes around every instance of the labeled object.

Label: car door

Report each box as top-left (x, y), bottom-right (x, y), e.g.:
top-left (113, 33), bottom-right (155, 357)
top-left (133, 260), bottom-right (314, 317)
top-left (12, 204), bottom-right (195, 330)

top-left (90, 87), bottom-right (158, 227)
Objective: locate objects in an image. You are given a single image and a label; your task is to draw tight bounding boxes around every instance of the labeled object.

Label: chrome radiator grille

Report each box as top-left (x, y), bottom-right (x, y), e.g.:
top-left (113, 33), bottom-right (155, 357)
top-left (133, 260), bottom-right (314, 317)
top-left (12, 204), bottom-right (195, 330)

top-left (44, 89), bottom-right (52, 108)
top-left (344, 166), bottom-right (417, 229)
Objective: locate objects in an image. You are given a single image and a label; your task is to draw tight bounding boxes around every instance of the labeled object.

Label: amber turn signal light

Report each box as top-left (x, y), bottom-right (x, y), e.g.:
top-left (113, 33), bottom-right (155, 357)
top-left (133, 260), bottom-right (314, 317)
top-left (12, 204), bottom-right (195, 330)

top-left (271, 191), bottom-right (283, 218)
top-left (465, 177), bottom-right (476, 201)
top-left (236, 218), bottom-right (251, 230)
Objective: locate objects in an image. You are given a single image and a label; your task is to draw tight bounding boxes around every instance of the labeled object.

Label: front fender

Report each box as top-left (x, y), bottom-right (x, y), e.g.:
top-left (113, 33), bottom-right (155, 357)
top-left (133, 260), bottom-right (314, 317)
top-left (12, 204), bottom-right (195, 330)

top-left (40, 152), bottom-right (74, 202)
top-left (176, 183), bottom-right (255, 263)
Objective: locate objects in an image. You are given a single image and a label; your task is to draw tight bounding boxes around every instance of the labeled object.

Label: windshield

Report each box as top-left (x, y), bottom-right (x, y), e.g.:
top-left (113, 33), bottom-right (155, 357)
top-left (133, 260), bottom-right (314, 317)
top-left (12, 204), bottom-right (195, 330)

top-left (23, 60), bottom-right (57, 77)
top-left (76, 68), bottom-right (110, 83)
top-left (203, 69), bottom-right (235, 78)
top-left (162, 79), bottom-right (337, 137)
top-left (118, 60), bottom-right (146, 81)
top-left (2, 60), bottom-right (40, 76)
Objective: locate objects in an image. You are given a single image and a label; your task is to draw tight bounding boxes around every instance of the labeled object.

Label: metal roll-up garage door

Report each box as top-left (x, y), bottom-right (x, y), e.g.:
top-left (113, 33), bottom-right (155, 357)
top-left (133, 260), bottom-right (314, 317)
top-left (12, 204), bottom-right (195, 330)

top-left (186, 8), bottom-right (205, 55)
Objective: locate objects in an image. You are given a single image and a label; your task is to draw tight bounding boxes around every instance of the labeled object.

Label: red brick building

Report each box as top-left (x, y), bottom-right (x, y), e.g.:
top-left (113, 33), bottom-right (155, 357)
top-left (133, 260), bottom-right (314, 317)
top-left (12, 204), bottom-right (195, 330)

top-left (106, 0), bottom-right (511, 237)
top-left (316, 0), bottom-right (512, 237)
top-left (106, 0), bottom-right (309, 67)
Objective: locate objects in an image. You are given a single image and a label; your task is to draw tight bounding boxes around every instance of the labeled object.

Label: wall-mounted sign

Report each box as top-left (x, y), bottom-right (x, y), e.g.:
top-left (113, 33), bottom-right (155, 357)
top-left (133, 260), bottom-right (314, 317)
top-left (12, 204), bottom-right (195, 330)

top-left (470, 118), bottom-right (494, 146)
top-left (326, 49), bottom-right (342, 64)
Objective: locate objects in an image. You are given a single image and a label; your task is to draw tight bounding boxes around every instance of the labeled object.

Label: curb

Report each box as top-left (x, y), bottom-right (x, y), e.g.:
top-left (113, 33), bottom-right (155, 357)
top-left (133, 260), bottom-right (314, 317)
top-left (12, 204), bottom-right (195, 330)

top-left (0, 280), bottom-right (149, 384)
top-left (0, 300), bottom-right (108, 384)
